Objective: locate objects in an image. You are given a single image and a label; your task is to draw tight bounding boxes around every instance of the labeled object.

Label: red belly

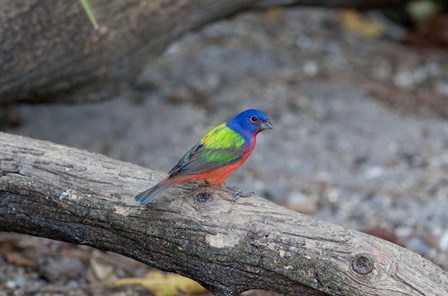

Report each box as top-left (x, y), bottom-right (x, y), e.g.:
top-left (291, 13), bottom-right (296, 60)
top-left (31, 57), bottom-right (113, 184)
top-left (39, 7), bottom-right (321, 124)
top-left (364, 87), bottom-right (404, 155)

top-left (170, 150), bottom-right (252, 186)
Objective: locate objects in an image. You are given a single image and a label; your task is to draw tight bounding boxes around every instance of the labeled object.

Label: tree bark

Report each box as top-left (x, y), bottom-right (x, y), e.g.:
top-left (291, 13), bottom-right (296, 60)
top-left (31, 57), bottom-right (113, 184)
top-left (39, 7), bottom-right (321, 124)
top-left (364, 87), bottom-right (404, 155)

top-left (0, 131), bottom-right (447, 295)
top-left (1, 0), bottom-right (410, 105)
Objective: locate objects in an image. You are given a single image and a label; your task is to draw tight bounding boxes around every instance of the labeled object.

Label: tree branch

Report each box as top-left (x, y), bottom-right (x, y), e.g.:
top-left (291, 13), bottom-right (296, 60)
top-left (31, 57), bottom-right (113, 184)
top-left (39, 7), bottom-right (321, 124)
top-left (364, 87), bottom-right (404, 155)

top-left (1, 0), bottom-right (411, 104)
top-left (0, 131), bottom-right (446, 295)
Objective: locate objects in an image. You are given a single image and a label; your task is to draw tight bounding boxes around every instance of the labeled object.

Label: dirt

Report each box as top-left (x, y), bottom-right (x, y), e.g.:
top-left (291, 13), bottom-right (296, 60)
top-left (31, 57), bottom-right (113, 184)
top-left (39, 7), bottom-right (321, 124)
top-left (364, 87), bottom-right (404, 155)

top-left (2, 7), bottom-right (448, 296)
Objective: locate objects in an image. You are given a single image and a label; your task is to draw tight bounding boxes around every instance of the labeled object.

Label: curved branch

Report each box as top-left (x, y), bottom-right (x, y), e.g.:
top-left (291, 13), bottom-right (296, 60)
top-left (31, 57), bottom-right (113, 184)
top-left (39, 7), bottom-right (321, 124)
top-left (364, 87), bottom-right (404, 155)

top-left (0, 132), bottom-right (446, 295)
top-left (1, 0), bottom-right (411, 104)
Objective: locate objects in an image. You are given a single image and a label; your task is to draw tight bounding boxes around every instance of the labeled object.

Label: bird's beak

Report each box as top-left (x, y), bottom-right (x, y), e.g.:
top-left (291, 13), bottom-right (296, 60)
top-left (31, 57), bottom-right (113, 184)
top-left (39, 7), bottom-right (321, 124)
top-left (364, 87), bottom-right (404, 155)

top-left (261, 120), bottom-right (273, 130)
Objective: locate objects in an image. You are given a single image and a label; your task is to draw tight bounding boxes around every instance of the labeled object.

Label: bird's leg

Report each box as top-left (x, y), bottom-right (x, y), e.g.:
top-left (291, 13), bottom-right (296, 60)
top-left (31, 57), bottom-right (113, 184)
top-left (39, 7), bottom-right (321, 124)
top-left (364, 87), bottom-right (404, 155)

top-left (224, 185), bottom-right (254, 202)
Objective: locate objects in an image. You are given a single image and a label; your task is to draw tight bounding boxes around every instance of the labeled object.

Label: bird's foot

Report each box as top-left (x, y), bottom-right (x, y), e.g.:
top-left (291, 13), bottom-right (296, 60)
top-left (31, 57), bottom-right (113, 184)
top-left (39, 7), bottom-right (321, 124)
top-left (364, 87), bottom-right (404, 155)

top-left (224, 185), bottom-right (254, 202)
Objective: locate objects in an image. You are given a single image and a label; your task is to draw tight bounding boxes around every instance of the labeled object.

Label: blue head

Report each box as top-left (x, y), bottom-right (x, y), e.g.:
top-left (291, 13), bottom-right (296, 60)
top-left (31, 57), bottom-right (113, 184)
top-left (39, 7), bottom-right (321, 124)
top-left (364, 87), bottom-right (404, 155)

top-left (226, 109), bottom-right (273, 142)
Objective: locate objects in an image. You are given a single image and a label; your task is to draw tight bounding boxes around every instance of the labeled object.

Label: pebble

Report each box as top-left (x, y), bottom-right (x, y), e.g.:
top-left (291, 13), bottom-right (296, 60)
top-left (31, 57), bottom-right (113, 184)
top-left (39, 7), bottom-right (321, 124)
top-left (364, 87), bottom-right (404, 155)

top-left (6, 277), bottom-right (26, 289)
top-left (39, 257), bottom-right (85, 282)
top-left (439, 231), bottom-right (448, 252)
top-left (406, 237), bottom-right (432, 256)
top-left (363, 166), bottom-right (384, 179)
top-left (395, 226), bottom-right (414, 238)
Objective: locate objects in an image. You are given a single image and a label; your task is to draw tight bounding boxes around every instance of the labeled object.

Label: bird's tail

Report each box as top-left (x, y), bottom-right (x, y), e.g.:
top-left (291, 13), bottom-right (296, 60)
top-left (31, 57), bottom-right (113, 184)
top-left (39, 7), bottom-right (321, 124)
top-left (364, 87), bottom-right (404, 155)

top-left (134, 178), bottom-right (170, 205)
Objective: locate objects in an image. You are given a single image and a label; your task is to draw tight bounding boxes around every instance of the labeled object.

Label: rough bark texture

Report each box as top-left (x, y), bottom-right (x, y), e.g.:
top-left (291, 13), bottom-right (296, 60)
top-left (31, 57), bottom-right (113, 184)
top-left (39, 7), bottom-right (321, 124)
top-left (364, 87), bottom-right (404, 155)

top-left (1, 0), bottom-right (410, 104)
top-left (0, 132), bottom-right (447, 295)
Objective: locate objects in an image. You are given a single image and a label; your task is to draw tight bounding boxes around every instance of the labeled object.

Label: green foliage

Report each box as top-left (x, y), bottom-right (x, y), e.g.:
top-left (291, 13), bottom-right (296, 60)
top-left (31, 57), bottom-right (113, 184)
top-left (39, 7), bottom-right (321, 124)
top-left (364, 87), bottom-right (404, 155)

top-left (80, 0), bottom-right (99, 29)
top-left (408, 0), bottom-right (441, 23)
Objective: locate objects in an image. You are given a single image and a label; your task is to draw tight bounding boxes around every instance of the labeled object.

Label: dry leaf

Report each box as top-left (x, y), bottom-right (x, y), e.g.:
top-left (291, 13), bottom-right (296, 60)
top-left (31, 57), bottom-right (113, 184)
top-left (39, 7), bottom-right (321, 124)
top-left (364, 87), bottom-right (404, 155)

top-left (340, 10), bottom-right (385, 38)
top-left (363, 227), bottom-right (404, 246)
top-left (88, 258), bottom-right (116, 283)
top-left (115, 270), bottom-right (207, 296)
top-left (4, 252), bottom-right (37, 268)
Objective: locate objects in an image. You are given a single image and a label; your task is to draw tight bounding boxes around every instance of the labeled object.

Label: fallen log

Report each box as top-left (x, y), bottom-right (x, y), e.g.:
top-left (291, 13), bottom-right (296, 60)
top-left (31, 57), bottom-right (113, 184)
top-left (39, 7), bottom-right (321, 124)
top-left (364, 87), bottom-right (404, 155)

top-left (0, 132), bottom-right (447, 295)
top-left (1, 0), bottom-right (410, 104)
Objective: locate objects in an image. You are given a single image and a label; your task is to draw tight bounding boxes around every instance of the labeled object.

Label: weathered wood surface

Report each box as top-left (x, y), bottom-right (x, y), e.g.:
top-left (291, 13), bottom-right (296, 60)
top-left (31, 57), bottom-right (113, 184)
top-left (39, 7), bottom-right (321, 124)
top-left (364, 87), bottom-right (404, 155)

top-left (0, 132), bottom-right (447, 295)
top-left (1, 0), bottom-right (410, 104)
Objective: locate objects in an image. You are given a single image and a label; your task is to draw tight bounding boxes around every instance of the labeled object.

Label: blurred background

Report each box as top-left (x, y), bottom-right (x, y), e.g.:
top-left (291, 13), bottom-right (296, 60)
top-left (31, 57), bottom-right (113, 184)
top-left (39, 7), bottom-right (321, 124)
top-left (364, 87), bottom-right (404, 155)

top-left (1, 1), bottom-right (448, 295)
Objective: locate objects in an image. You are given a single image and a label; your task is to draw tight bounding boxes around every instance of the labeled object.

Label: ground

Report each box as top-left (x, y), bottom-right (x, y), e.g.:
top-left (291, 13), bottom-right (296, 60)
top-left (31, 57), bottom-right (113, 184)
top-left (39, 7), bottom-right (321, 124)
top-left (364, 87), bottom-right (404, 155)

top-left (1, 7), bottom-right (448, 296)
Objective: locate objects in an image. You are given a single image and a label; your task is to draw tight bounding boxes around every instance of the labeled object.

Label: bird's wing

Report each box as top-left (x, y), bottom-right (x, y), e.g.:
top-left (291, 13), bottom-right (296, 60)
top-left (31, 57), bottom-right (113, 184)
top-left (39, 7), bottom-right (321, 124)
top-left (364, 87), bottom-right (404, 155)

top-left (168, 123), bottom-right (247, 177)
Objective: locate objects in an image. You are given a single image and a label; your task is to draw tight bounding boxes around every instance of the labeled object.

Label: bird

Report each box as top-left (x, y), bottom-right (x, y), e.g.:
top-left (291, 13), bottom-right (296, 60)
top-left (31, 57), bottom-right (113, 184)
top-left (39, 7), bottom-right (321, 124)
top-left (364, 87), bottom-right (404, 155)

top-left (135, 109), bottom-right (273, 205)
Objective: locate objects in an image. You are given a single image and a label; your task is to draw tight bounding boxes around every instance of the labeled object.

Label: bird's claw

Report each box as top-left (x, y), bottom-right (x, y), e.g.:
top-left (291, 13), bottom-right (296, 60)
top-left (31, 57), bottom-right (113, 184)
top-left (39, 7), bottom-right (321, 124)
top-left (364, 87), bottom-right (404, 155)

top-left (225, 186), bottom-right (254, 202)
top-left (232, 190), bottom-right (254, 202)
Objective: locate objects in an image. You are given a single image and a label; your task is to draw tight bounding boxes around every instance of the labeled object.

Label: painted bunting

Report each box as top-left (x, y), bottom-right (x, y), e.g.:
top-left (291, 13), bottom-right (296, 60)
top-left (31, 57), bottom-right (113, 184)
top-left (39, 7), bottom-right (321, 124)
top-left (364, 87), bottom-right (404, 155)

top-left (135, 109), bottom-right (273, 205)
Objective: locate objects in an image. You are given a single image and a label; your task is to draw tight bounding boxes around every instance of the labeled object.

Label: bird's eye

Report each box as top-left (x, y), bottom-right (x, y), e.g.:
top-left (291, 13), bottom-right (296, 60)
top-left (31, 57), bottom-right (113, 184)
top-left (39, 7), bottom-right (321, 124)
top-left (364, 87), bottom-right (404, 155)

top-left (250, 116), bottom-right (258, 123)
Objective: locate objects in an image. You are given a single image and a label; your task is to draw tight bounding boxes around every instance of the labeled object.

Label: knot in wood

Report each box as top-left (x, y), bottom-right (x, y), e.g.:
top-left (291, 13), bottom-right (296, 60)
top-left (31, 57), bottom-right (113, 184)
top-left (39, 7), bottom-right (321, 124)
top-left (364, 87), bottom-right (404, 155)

top-left (195, 192), bottom-right (212, 203)
top-left (351, 253), bottom-right (374, 275)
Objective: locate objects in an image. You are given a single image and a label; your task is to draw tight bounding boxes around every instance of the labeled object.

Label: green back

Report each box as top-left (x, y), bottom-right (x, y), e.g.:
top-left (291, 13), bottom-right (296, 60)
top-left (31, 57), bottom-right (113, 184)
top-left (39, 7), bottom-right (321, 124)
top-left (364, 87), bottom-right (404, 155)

top-left (168, 123), bottom-right (247, 177)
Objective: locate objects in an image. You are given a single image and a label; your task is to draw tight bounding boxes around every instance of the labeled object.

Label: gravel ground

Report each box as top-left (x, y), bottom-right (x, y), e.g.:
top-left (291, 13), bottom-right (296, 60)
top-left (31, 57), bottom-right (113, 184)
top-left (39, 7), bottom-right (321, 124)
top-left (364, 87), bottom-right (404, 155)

top-left (2, 7), bottom-right (448, 295)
